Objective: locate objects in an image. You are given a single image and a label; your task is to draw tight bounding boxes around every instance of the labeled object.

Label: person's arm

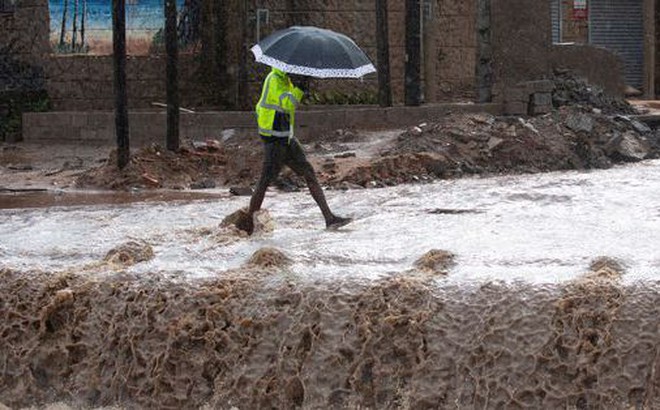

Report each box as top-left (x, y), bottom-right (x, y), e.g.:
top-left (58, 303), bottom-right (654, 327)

top-left (279, 82), bottom-right (304, 114)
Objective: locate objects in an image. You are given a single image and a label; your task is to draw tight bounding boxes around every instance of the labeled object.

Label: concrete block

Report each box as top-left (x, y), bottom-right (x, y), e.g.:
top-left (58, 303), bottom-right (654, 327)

top-left (523, 80), bottom-right (554, 93)
top-left (504, 101), bottom-right (528, 116)
top-left (531, 92), bottom-right (552, 107)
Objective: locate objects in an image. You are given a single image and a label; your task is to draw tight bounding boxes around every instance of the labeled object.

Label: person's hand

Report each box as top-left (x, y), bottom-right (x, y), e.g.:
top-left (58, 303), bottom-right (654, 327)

top-left (290, 74), bottom-right (309, 92)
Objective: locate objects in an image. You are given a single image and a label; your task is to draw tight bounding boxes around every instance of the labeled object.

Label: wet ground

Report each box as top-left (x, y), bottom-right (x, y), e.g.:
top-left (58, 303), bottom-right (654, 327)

top-left (2, 159), bottom-right (659, 284)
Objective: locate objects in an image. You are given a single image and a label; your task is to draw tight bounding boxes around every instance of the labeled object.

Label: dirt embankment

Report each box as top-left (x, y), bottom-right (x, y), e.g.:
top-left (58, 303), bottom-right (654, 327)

top-left (2, 261), bottom-right (660, 409)
top-left (73, 104), bottom-right (659, 192)
top-left (76, 72), bottom-right (659, 192)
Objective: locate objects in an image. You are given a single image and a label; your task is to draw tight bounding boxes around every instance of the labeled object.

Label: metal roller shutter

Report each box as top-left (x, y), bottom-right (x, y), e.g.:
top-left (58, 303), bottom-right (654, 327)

top-left (589, 0), bottom-right (644, 89)
top-left (551, 0), bottom-right (561, 43)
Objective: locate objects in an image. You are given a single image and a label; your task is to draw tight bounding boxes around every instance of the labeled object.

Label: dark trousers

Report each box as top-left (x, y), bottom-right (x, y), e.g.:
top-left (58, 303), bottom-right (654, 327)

top-left (248, 136), bottom-right (334, 221)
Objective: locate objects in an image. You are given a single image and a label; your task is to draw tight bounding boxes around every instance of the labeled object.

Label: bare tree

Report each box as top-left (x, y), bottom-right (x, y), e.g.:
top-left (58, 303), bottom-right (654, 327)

top-left (112, 0), bottom-right (130, 168)
top-left (59, 0), bottom-right (69, 48)
top-left (80, 0), bottom-right (86, 50)
top-left (165, 0), bottom-right (180, 151)
top-left (71, 0), bottom-right (78, 51)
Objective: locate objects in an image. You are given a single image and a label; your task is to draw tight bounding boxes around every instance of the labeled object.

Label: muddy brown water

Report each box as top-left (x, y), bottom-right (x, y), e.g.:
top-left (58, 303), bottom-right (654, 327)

top-left (1, 161), bottom-right (660, 408)
top-left (0, 190), bottom-right (225, 210)
top-left (1, 268), bottom-right (659, 409)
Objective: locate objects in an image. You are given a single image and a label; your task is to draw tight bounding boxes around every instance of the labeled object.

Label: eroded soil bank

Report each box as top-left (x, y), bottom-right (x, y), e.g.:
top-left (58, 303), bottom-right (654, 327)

top-left (71, 105), bottom-right (660, 192)
top-left (2, 265), bottom-right (660, 409)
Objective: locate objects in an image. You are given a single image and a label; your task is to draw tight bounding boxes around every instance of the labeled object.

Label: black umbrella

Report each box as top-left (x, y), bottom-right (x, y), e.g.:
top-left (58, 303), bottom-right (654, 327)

top-left (250, 26), bottom-right (376, 79)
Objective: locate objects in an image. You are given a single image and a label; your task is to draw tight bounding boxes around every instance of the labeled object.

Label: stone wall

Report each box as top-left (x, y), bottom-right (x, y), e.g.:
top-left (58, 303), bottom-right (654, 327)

top-left (23, 102), bottom-right (502, 146)
top-left (42, 54), bottom-right (208, 111)
top-left (426, 0), bottom-right (477, 102)
top-left (2, 0), bottom-right (482, 112)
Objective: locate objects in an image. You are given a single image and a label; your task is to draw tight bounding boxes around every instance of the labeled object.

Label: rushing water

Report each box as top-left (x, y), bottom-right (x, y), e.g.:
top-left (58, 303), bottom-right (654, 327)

top-left (1, 160), bottom-right (659, 284)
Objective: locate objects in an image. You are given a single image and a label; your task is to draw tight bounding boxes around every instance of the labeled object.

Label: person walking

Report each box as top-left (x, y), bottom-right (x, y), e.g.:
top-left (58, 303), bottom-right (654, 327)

top-left (240, 67), bottom-right (352, 235)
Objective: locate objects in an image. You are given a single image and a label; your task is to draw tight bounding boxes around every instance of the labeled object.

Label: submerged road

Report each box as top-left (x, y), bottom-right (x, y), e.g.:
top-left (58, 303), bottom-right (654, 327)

top-left (1, 160), bottom-right (659, 284)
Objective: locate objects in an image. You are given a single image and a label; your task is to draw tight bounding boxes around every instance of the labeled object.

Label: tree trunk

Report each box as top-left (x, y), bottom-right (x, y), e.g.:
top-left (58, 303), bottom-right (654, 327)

top-left (59, 0), bottom-right (69, 48)
top-left (81, 0), bottom-right (86, 51)
top-left (165, 0), bottom-right (180, 151)
top-left (376, 0), bottom-right (392, 107)
top-left (475, 0), bottom-right (493, 103)
top-left (237, 0), bottom-right (249, 110)
top-left (112, 0), bottom-right (130, 169)
top-left (178, 0), bottom-right (201, 46)
top-left (404, 0), bottom-right (422, 106)
top-left (71, 0), bottom-right (78, 51)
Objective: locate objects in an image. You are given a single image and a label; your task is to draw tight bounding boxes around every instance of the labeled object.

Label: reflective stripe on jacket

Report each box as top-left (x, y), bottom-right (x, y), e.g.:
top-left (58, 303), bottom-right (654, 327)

top-left (255, 68), bottom-right (304, 138)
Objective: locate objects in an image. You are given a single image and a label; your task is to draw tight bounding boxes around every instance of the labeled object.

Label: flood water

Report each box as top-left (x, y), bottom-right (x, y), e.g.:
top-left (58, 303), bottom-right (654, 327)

top-left (3, 161), bottom-right (660, 409)
top-left (2, 160), bottom-right (659, 284)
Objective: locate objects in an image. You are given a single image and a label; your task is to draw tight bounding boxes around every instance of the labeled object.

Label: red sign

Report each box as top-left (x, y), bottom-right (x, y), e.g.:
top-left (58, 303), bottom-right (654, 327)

top-left (573, 0), bottom-right (588, 20)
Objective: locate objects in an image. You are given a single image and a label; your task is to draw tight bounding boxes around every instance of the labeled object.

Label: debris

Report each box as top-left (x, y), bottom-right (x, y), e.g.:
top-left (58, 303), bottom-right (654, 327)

top-left (334, 152), bottom-right (356, 159)
top-left (229, 186), bottom-right (253, 196)
top-left (141, 173), bottom-right (160, 187)
top-left (414, 249), bottom-right (456, 274)
top-left (104, 241), bottom-right (155, 266)
top-left (246, 247), bottom-right (292, 268)
top-left (190, 179), bottom-right (216, 190)
top-left (8, 164), bottom-right (33, 171)
top-left (565, 113), bottom-right (594, 133)
top-left (613, 132), bottom-right (649, 161)
top-left (487, 137), bottom-right (504, 151)
top-left (587, 256), bottom-right (626, 279)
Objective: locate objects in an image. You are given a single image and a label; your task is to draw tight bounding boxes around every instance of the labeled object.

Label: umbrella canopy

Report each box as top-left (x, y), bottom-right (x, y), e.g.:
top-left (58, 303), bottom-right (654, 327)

top-left (250, 26), bottom-right (376, 79)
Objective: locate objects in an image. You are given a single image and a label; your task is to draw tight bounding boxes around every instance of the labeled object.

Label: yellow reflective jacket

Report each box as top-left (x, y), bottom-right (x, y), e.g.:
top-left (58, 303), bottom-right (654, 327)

top-left (255, 68), bottom-right (304, 138)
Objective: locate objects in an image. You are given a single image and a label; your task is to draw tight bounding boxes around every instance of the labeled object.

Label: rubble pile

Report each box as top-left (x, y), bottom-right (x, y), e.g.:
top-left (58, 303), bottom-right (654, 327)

top-left (552, 70), bottom-right (638, 115)
top-left (331, 107), bottom-right (658, 188)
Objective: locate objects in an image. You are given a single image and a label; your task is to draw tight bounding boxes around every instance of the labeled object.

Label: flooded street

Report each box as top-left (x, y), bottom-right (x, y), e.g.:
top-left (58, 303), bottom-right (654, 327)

top-left (2, 161), bottom-right (660, 409)
top-left (2, 160), bottom-right (659, 284)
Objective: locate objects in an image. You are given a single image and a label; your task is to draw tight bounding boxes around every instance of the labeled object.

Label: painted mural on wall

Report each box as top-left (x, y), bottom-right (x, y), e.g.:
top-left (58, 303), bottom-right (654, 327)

top-left (49, 0), bottom-right (199, 55)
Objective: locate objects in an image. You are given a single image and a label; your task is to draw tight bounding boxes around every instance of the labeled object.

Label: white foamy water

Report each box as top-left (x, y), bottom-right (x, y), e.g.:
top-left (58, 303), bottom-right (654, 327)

top-left (2, 160), bottom-right (659, 285)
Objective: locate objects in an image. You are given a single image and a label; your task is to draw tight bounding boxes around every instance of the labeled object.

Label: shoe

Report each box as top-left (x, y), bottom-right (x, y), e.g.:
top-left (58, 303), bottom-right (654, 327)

top-left (326, 216), bottom-right (353, 230)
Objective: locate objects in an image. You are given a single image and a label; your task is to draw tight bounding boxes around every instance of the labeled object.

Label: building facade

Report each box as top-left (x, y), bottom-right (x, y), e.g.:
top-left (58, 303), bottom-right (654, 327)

top-left (0, 0), bottom-right (657, 116)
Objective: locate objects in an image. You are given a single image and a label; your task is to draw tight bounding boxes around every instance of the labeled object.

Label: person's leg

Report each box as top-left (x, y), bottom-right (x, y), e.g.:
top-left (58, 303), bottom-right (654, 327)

top-left (286, 139), bottom-right (352, 228)
top-left (242, 141), bottom-right (284, 234)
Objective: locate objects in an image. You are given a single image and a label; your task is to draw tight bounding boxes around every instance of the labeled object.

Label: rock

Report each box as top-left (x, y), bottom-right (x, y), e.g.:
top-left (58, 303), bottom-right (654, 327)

top-left (104, 241), bottom-right (154, 266)
top-left (246, 247), bottom-right (291, 268)
top-left (630, 119), bottom-right (652, 135)
top-left (334, 152), bottom-right (356, 159)
top-left (221, 128), bottom-right (236, 142)
top-left (565, 113), bottom-right (594, 133)
top-left (614, 115), bottom-right (652, 134)
top-left (615, 132), bottom-right (649, 161)
top-left (190, 179), bottom-right (216, 189)
top-left (221, 208), bottom-right (274, 235)
top-left (487, 137), bottom-right (504, 151)
top-left (229, 186), bottom-right (253, 196)
top-left (587, 256), bottom-right (625, 280)
top-left (624, 85), bottom-right (643, 97)
top-left (338, 181), bottom-right (364, 191)
top-left (414, 249), bottom-right (456, 274)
